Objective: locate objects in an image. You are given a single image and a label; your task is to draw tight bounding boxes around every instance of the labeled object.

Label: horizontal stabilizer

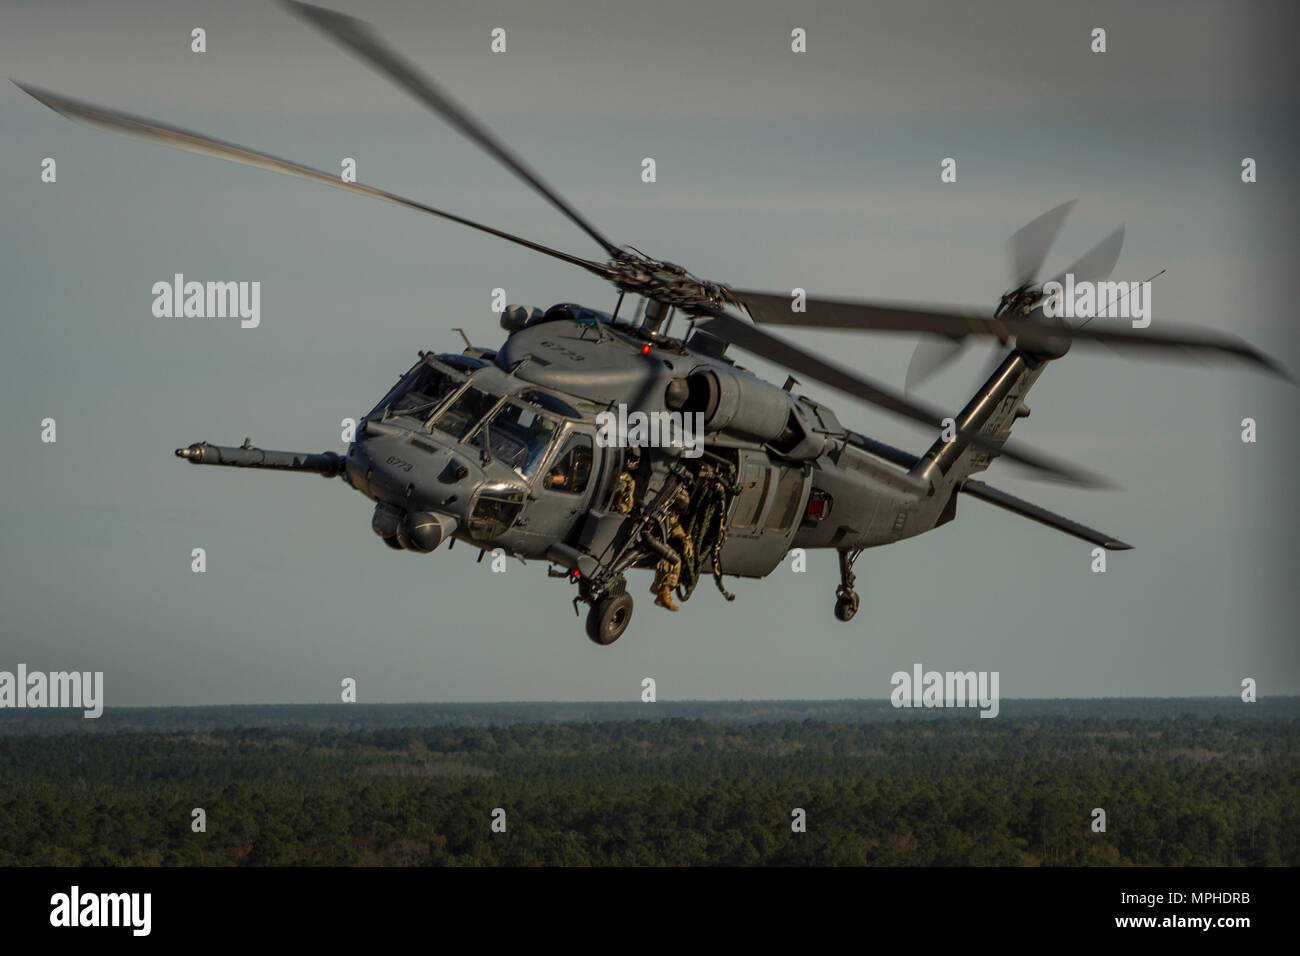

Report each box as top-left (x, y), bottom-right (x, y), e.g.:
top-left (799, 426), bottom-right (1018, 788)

top-left (959, 479), bottom-right (1132, 550)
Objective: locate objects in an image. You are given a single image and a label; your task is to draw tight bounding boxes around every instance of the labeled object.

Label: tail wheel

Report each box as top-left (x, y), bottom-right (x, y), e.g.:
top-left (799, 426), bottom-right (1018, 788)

top-left (586, 592), bottom-right (634, 645)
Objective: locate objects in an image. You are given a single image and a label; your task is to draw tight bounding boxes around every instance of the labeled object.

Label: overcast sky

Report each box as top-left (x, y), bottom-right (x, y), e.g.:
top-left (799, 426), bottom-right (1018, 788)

top-left (1, 0), bottom-right (1297, 705)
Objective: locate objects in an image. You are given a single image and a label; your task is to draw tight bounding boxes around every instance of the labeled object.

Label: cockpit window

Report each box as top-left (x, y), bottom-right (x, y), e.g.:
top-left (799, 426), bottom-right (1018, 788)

top-left (542, 433), bottom-right (594, 494)
top-left (468, 484), bottom-right (524, 541)
top-left (377, 361), bottom-right (465, 421)
top-left (467, 401), bottom-right (558, 479)
top-left (431, 386), bottom-right (499, 441)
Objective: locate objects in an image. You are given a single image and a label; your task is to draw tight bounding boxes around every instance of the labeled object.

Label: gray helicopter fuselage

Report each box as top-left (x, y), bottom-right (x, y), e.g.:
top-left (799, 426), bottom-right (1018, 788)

top-left (343, 304), bottom-right (957, 579)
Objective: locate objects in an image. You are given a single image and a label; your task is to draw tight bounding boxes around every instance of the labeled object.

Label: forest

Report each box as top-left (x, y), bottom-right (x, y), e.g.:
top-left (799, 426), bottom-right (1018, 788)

top-left (1, 709), bottom-right (1296, 866)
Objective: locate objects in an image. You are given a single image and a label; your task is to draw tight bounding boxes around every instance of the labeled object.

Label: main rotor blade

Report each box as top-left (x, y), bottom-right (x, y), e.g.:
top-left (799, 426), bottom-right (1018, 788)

top-left (283, 0), bottom-right (624, 260)
top-left (14, 82), bottom-right (612, 280)
top-left (735, 288), bottom-right (987, 334)
top-left (731, 288), bottom-right (1289, 377)
top-left (699, 310), bottom-right (1109, 487)
top-left (1040, 318), bottom-right (1291, 377)
top-left (1009, 199), bottom-right (1076, 289)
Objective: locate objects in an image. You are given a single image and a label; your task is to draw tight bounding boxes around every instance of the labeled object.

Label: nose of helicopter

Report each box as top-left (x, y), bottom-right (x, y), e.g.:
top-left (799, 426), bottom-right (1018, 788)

top-left (346, 425), bottom-right (481, 553)
top-left (345, 425), bottom-right (475, 514)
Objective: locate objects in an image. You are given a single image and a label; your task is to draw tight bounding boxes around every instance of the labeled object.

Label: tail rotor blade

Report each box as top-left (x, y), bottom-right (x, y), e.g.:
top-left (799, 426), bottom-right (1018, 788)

top-left (909, 199), bottom-right (1075, 394)
top-left (1009, 199), bottom-right (1076, 288)
top-left (1046, 225), bottom-right (1125, 289)
top-left (905, 337), bottom-right (967, 393)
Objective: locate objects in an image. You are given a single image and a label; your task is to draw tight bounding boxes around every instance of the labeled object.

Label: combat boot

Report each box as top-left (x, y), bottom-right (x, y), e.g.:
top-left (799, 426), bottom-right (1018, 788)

top-left (654, 586), bottom-right (679, 611)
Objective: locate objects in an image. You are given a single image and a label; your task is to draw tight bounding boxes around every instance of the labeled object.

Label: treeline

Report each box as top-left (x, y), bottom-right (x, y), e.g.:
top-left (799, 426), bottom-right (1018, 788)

top-left (1, 717), bottom-right (1296, 866)
top-left (2, 698), bottom-right (1296, 736)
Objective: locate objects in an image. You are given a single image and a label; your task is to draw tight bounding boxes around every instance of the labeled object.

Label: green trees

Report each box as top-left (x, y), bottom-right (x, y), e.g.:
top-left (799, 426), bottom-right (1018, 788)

top-left (0, 715), bottom-right (1295, 866)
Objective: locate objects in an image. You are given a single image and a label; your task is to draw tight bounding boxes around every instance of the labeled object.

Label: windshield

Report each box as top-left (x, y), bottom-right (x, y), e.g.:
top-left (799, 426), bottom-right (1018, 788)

top-left (376, 361), bottom-right (465, 421)
top-left (430, 386), bottom-right (499, 441)
top-left (468, 400), bottom-right (559, 478)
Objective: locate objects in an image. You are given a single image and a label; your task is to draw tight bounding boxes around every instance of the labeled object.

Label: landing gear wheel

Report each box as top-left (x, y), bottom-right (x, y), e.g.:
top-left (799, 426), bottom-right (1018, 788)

top-left (833, 548), bottom-right (863, 623)
top-left (586, 592), bottom-right (634, 645)
top-left (382, 535), bottom-right (403, 550)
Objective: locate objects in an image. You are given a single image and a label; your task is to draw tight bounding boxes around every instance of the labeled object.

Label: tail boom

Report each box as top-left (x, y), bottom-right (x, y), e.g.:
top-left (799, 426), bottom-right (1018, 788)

top-left (910, 350), bottom-right (1047, 490)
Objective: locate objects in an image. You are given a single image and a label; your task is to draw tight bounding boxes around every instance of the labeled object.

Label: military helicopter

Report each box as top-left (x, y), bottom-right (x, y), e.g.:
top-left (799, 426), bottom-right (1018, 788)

top-left (18, 2), bottom-right (1287, 645)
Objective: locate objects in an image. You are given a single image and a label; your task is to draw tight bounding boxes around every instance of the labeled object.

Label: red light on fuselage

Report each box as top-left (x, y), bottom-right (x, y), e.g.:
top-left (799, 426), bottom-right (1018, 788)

top-left (641, 344), bottom-right (652, 355)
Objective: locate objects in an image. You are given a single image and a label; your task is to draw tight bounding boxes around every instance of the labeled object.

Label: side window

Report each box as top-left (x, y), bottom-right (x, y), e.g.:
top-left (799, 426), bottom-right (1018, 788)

top-left (370, 360), bottom-right (465, 420)
top-left (542, 433), bottom-right (594, 495)
top-left (468, 487), bottom-right (525, 540)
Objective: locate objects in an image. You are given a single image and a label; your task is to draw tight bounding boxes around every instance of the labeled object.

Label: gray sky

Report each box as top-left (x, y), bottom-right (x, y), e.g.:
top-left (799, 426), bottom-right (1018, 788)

top-left (1, 0), bottom-right (1297, 705)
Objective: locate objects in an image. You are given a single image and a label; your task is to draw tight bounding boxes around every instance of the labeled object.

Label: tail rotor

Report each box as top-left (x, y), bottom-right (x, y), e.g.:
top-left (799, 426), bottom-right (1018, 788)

top-left (905, 202), bottom-right (1125, 394)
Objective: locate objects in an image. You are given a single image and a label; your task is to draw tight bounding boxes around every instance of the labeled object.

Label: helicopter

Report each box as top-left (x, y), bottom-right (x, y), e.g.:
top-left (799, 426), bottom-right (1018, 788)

top-left (17, 1), bottom-right (1288, 645)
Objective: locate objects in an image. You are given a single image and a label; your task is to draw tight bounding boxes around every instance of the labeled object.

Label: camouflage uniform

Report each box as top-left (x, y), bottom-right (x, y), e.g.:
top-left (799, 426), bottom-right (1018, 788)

top-left (613, 470), bottom-right (636, 514)
top-left (651, 491), bottom-right (693, 611)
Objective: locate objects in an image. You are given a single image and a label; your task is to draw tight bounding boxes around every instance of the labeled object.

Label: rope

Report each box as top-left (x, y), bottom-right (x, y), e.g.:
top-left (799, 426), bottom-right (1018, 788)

top-left (677, 472), bottom-right (739, 603)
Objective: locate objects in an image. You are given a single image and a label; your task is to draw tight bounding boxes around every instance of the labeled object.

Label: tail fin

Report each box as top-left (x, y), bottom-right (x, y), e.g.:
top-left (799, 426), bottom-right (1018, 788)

top-left (909, 349), bottom-right (1049, 491)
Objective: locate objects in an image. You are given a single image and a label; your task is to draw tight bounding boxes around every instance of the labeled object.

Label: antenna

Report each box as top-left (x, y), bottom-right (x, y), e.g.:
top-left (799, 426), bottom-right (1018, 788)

top-left (1076, 269), bottom-right (1166, 330)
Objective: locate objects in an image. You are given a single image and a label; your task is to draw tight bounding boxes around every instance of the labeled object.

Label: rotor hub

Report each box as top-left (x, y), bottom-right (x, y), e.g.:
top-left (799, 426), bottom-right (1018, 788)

top-left (605, 252), bottom-right (737, 315)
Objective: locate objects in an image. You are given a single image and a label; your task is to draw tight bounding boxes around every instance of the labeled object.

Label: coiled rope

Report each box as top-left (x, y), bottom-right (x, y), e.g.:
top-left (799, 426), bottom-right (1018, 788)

top-left (677, 471), bottom-right (739, 603)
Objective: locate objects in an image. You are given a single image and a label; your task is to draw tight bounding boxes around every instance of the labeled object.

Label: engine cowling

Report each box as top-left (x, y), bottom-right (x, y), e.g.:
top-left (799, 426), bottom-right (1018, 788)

top-left (666, 367), bottom-right (832, 459)
top-left (671, 367), bottom-right (793, 441)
